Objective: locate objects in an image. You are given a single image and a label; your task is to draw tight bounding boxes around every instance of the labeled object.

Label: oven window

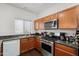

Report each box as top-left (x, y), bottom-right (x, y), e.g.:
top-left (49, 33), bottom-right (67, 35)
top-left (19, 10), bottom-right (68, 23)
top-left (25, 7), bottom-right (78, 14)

top-left (42, 43), bottom-right (51, 53)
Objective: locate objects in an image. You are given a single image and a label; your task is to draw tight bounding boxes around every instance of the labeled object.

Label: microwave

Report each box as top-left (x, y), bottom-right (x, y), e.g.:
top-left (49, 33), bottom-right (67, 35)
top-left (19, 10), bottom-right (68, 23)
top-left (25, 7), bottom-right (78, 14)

top-left (44, 19), bottom-right (58, 30)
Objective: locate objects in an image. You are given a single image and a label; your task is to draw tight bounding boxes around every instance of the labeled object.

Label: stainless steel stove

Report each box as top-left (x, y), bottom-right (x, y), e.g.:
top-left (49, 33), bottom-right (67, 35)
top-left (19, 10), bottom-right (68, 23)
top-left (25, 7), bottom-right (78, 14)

top-left (41, 39), bottom-right (54, 56)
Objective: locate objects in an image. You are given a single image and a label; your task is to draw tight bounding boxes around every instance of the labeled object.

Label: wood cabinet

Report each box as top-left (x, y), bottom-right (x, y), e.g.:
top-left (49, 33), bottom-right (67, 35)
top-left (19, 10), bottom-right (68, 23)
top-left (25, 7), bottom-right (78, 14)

top-left (43, 16), bottom-right (51, 22)
top-left (34, 20), bottom-right (39, 30)
top-left (77, 5), bottom-right (79, 29)
top-left (55, 43), bottom-right (77, 56)
top-left (50, 14), bottom-right (57, 21)
top-left (34, 6), bottom-right (79, 29)
top-left (34, 38), bottom-right (41, 50)
top-left (20, 38), bottom-right (30, 54)
top-left (34, 19), bottom-right (44, 30)
top-left (34, 13), bottom-right (57, 30)
top-left (28, 37), bottom-right (34, 50)
top-left (20, 37), bottom-right (41, 54)
top-left (58, 7), bottom-right (77, 29)
top-left (39, 20), bottom-right (44, 30)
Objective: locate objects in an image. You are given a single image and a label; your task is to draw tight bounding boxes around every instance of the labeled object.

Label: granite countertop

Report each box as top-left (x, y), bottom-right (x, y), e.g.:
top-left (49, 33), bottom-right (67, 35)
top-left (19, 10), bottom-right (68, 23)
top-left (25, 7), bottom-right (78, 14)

top-left (41, 36), bottom-right (79, 49)
top-left (55, 40), bottom-right (79, 49)
top-left (0, 34), bottom-right (78, 49)
top-left (0, 35), bottom-right (37, 42)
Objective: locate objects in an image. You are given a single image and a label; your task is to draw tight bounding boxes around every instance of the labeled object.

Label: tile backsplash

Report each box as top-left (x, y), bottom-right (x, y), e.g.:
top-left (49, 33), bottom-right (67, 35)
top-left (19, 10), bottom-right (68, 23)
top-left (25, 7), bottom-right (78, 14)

top-left (35, 29), bottom-right (76, 36)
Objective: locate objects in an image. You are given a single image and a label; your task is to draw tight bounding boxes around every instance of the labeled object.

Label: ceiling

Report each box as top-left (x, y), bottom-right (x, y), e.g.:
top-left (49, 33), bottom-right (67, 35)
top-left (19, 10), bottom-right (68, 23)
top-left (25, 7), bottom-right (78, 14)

top-left (7, 3), bottom-right (57, 14)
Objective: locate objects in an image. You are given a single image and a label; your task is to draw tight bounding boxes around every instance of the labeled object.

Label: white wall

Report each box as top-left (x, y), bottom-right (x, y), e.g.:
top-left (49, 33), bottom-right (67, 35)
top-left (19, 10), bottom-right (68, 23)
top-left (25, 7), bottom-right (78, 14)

top-left (35, 3), bottom-right (79, 35)
top-left (0, 4), bottom-right (36, 36)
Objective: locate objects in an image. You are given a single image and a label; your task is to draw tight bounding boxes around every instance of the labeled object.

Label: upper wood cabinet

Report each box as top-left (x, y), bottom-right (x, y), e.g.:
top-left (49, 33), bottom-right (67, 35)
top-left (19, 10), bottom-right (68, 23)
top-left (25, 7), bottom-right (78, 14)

top-left (34, 20), bottom-right (39, 30)
top-left (34, 14), bottom-right (57, 30)
top-left (43, 16), bottom-right (51, 22)
top-left (58, 7), bottom-right (77, 29)
top-left (39, 19), bottom-right (44, 30)
top-left (50, 14), bottom-right (57, 21)
top-left (34, 19), bottom-right (44, 30)
top-left (34, 6), bottom-right (79, 30)
top-left (77, 5), bottom-right (79, 29)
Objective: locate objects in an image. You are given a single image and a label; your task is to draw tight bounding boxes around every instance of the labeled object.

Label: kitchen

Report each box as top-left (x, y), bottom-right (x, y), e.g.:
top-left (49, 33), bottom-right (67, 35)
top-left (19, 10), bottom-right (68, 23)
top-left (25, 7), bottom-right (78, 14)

top-left (0, 3), bottom-right (79, 56)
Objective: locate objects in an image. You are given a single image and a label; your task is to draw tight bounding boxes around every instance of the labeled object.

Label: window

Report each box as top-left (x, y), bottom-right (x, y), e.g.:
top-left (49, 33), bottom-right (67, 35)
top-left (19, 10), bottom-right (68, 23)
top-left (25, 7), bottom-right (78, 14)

top-left (14, 19), bottom-right (34, 34)
top-left (15, 20), bottom-right (24, 34)
top-left (24, 21), bottom-right (31, 34)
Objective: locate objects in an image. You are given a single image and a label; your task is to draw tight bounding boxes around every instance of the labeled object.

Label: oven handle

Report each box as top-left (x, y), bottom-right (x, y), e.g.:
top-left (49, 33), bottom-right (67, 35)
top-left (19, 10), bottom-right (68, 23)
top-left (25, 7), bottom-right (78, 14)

top-left (41, 41), bottom-right (53, 46)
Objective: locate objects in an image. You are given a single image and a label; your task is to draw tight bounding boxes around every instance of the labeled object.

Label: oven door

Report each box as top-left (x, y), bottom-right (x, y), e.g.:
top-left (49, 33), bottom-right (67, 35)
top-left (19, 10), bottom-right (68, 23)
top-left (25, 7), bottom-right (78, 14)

top-left (41, 42), bottom-right (52, 56)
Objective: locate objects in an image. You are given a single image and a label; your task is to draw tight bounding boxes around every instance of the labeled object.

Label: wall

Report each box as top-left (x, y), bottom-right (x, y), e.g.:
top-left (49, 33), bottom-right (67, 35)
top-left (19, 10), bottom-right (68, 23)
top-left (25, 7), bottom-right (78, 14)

top-left (35, 3), bottom-right (78, 35)
top-left (35, 30), bottom-right (76, 36)
top-left (0, 4), bottom-right (36, 36)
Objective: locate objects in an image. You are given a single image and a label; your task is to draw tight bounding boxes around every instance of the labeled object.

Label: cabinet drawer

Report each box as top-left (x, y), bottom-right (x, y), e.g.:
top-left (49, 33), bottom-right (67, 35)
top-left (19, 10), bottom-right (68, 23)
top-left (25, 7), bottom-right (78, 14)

top-left (21, 39), bottom-right (28, 42)
top-left (55, 43), bottom-right (77, 54)
top-left (55, 47), bottom-right (76, 56)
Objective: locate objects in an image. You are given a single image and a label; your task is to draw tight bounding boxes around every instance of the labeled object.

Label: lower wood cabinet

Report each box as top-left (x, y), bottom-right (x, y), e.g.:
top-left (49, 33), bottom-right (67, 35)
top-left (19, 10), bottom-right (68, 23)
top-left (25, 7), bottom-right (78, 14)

top-left (34, 38), bottom-right (41, 49)
top-left (20, 38), bottom-right (30, 54)
top-left (55, 43), bottom-right (78, 56)
top-left (20, 37), bottom-right (41, 54)
top-left (28, 37), bottom-right (35, 50)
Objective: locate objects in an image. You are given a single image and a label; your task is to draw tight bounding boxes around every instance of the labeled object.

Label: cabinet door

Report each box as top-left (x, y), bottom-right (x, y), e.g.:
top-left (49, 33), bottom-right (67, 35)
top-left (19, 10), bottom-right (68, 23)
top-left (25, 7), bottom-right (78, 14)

top-left (39, 20), bottom-right (44, 30)
top-left (78, 13), bottom-right (79, 28)
top-left (55, 47), bottom-right (76, 56)
top-left (77, 6), bottom-right (79, 28)
top-left (43, 16), bottom-right (51, 22)
top-left (34, 19), bottom-right (44, 30)
top-left (58, 7), bottom-right (77, 29)
top-left (20, 38), bottom-right (29, 53)
top-left (34, 38), bottom-right (41, 49)
top-left (49, 14), bottom-right (57, 21)
top-left (55, 43), bottom-right (77, 56)
top-left (28, 37), bottom-right (34, 50)
top-left (34, 20), bottom-right (39, 30)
